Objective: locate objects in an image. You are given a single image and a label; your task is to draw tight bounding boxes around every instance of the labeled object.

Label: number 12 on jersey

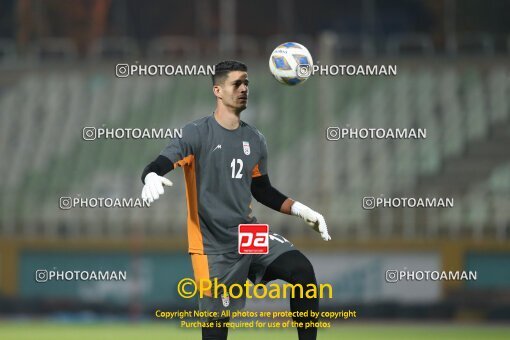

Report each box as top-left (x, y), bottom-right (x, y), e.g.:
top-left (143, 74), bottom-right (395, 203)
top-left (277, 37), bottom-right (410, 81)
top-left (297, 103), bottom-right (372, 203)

top-left (230, 158), bottom-right (243, 179)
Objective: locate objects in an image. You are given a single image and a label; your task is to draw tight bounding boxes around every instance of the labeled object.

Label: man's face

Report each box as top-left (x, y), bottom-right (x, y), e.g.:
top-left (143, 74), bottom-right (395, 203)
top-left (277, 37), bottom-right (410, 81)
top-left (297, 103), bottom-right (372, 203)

top-left (216, 71), bottom-right (249, 112)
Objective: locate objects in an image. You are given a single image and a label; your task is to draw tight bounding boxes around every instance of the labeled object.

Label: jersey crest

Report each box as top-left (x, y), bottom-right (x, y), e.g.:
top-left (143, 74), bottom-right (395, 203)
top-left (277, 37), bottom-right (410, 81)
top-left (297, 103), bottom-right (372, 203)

top-left (243, 141), bottom-right (250, 155)
top-left (221, 293), bottom-right (230, 307)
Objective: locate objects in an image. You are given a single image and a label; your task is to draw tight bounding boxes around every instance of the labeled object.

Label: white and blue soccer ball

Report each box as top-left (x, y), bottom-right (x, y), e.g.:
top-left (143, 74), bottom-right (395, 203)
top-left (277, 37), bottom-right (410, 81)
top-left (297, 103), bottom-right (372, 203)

top-left (269, 42), bottom-right (313, 86)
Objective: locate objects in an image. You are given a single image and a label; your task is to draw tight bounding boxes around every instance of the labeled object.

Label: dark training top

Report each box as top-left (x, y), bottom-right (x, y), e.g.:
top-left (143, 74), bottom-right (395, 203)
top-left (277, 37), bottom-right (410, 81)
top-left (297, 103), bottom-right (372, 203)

top-left (155, 115), bottom-right (271, 254)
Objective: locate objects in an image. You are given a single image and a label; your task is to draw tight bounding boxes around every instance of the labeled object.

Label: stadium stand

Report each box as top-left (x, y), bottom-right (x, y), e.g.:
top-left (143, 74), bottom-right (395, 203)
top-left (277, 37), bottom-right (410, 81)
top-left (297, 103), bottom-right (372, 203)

top-left (0, 36), bottom-right (509, 241)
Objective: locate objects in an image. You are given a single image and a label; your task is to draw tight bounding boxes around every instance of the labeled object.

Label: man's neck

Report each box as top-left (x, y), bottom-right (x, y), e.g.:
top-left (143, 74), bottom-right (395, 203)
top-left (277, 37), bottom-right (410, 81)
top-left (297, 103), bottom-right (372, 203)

top-left (214, 107), bottom-right (241, 130)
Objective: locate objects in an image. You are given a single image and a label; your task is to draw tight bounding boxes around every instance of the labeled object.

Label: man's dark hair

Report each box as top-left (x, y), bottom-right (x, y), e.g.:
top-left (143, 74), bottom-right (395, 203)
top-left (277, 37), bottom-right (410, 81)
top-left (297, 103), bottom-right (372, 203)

top-left (212, 60), bottom-right (247, 85)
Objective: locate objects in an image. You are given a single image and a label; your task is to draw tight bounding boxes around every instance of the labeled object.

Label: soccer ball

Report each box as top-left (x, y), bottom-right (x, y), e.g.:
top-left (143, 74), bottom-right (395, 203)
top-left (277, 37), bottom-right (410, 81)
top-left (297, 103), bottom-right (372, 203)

top-left (269, 42), bottom-right (313, 86)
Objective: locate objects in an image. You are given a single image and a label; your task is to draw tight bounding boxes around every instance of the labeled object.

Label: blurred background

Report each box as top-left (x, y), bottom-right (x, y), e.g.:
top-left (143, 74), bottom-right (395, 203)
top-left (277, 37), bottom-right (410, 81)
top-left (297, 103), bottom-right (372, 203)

top-left (0, 0), bottom-right (510, 336)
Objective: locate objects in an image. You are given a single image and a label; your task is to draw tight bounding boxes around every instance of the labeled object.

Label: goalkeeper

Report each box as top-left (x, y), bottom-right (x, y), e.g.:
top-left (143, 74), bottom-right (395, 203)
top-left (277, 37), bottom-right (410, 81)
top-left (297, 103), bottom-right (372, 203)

top-left (141, 60), bottom-right (330, 340)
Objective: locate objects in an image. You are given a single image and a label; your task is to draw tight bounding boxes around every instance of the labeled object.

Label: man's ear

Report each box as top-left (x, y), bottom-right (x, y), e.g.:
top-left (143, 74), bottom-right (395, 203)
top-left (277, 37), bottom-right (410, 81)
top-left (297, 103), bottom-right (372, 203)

top-left (213, 84), bottom-right (222, 99)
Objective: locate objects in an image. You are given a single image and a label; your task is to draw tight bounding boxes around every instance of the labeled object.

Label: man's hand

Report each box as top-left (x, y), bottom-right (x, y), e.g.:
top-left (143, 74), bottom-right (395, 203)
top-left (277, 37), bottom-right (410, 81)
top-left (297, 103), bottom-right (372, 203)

top-left (291, 201), bottom-right (331, 241)
top-left (141, 172), bottom-right (173, 206)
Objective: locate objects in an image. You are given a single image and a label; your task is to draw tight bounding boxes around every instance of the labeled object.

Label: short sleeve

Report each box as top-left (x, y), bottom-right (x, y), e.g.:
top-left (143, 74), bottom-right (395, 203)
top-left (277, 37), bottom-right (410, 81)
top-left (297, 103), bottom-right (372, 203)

top-left (160, 123), bottom-right (200, 168)
top-left (252, 133), bottom-right (268, 178)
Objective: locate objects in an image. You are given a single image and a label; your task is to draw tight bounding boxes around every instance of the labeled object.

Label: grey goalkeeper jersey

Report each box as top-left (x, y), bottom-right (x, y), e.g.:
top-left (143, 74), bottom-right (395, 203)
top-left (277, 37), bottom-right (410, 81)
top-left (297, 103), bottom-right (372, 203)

top-left (161, 115), bottom-right (268, 254)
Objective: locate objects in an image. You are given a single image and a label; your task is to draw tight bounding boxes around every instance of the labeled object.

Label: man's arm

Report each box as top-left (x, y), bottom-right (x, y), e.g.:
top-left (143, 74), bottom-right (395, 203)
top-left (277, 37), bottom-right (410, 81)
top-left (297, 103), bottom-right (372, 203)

top-left (250, 175), bottom-right (294, 214)
top-left (250, 132), bottom-right (331, 241)
top-left (141, 155), bottom-right (174, 184)
top-left (141, 155), bottom-right (174, 205)
top-left (250, 174), bottom-right (331, 241)
top-left (141, 123), bottom-right (199, 205)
